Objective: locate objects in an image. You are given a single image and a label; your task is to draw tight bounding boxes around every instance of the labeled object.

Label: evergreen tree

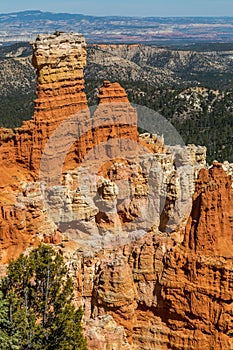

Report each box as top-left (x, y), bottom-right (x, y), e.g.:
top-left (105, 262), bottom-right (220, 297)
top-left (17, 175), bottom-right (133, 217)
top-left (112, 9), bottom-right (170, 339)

top-left (1, 245), bottom-right (87, 350)
top-left (0, 291), bottom-right (20, 350)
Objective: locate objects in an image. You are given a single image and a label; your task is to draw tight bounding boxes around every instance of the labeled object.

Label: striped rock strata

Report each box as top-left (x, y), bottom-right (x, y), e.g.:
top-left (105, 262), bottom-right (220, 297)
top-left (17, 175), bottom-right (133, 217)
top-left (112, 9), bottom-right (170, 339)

top-left (0, 32), bottom-right (232, 350)
top-left (0, 32), bottom-right (88, 171)
top-left (70, 162), bottom-right (233, 350)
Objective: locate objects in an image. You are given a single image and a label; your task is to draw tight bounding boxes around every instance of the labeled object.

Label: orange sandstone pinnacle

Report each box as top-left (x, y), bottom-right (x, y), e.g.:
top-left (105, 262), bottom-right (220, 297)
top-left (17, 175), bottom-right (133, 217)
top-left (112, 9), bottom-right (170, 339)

top-left (0, 32), bottom-right (232, 350)
top-left (184, 161), bottom-right (233, 256)
top-left (0, 33), bottom-right (138, 174)
top-left (0, 32), bottom-right (139, 261)
top-left (98, 80), bottom-right (129, 104)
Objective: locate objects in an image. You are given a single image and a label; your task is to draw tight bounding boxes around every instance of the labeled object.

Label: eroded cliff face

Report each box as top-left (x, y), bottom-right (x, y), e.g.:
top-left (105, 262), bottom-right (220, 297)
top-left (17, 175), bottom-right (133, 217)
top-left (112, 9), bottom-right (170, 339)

top-left (32, 32), bottom-right (87, 121)
top-left (0, 32), bottom-right (232, 350)
top-left (184, 162), bottom-right (233, 257)
top-left (0, 32), bottom-right (88, 260)
top-left (0, 33), bottom-right (88, 171)
top-left (70, 162), bottom-right (232, 350)
top-left (0, 32), bottom-right (139, 261)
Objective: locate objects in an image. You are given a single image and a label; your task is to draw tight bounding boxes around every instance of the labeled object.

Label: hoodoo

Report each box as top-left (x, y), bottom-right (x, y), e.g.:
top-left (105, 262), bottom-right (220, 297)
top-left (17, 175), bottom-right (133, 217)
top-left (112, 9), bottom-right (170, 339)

top-left (0, 32), bottom-right (88, 172)
top-left (0, 32), bottom-right (232, 350)
top-left (32, 32), bottom-right (87, 121)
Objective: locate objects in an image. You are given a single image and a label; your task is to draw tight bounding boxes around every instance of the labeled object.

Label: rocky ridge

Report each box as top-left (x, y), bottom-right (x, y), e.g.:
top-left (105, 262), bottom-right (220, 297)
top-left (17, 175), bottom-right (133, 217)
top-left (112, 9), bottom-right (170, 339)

top-left (1, 41), bottom-right (233, 164)
top-left (2, 41), bottom-right (233, 98)
top-left (0, 33), bottom-right (232, 349)
top-left (86, 44), bottom-right (233, 89)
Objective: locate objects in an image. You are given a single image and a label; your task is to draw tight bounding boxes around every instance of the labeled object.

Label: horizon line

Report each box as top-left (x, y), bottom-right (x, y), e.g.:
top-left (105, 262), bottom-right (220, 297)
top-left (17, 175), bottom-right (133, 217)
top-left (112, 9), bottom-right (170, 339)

top-left (0, 9), bottom-right (233, 19)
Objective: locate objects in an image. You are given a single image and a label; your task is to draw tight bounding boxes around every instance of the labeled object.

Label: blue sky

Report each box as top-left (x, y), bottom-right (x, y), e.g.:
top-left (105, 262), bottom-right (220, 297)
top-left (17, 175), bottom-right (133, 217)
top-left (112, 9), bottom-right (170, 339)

top-left (0, 0), bottom-right (233, 17)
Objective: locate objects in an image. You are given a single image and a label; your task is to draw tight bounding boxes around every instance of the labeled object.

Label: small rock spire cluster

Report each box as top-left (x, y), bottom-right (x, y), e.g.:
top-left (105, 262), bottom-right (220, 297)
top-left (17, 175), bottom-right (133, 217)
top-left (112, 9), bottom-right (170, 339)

top-left (0, 32), bottom-right (138, 172)
top-left (0, 32), bottom-right (232, 350)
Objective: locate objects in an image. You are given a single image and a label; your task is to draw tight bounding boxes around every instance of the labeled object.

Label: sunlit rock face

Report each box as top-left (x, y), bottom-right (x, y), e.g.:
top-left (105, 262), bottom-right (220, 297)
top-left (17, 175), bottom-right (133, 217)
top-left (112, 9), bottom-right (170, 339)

top-left (0, 32), bottom-right (88, 172)
top-left (30, 32), bottom-right (88, 171)
top-left (71, 162), bottom-right (232, 350)
top-left (32, 32), bottom-right (87, 121)
top-left (0, 31), bottom-right (232, 350)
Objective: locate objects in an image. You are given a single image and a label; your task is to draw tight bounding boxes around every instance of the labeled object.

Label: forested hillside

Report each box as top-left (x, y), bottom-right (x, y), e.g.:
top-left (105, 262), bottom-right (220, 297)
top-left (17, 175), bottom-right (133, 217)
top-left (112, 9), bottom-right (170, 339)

top-left (0, 42), bottom-right (232, 163)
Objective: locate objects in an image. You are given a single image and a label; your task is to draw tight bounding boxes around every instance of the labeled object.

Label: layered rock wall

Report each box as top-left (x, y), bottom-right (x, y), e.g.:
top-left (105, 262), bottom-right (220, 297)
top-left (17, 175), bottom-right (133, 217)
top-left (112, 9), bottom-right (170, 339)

top-left (0, 35), bottom-right (139, 173)
top-left (70, 163), bottom-right (233, 350)
top-left (32, 32), bottom-right (87, 121)
top-left (0, 32), bottom-right (232, 350)
top-left (0, 32), bottom-right (139, 261)
top-left (0, 33), bottom-right (88, 171)
top-left (184, 161), bottom-right (233, 256)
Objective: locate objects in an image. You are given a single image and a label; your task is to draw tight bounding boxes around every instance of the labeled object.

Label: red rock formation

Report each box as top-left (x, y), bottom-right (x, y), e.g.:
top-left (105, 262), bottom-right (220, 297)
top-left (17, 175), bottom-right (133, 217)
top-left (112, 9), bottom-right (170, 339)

top-left (0, 33), bottom-right (139, 261)
top-left (0, 33), bottom-right (88, 260)
top-left (72, 162), bottom-right (233, 349)
top-left (32, 32), bottom-right (87, 122)
top-left (98, 80), bottom-right (129, 104)
top-left (93, 256), bottom-right (138, 343)
top-left (0, 35), bottom-right (139, 176)
top-left (64, 79), bottom-right (139, 169)
top-left (0, 32), bottom-right (232, 350)
top-left (0, 32), bottom-right (88, 172)
top-left (184, 161), bottom-right (233, 256)
top-left (153, 162), bottom-right (233, 349)
top-left (0, 205), bottom-right (39, 264)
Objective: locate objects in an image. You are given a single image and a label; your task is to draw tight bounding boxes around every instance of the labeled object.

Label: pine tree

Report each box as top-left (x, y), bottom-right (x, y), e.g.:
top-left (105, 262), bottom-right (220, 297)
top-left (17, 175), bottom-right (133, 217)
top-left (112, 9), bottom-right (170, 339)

top-left (0, 291), bottom-right (20, 350)
top-left (1, 245), bottom-right (87, 350)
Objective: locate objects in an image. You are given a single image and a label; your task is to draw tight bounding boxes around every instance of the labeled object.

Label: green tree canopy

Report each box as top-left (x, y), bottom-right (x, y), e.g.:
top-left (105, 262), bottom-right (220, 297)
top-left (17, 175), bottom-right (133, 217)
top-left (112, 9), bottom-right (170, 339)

top-left (0, 245), bottom-right (87, 350)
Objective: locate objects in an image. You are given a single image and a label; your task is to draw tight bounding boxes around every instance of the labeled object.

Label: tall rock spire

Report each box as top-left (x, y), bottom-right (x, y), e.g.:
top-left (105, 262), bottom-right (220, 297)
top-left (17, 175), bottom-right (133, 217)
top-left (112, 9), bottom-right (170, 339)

top-left (184, 161), bottom-right (233, 256)
top-left (32, 32), bottom-right (87, 122)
